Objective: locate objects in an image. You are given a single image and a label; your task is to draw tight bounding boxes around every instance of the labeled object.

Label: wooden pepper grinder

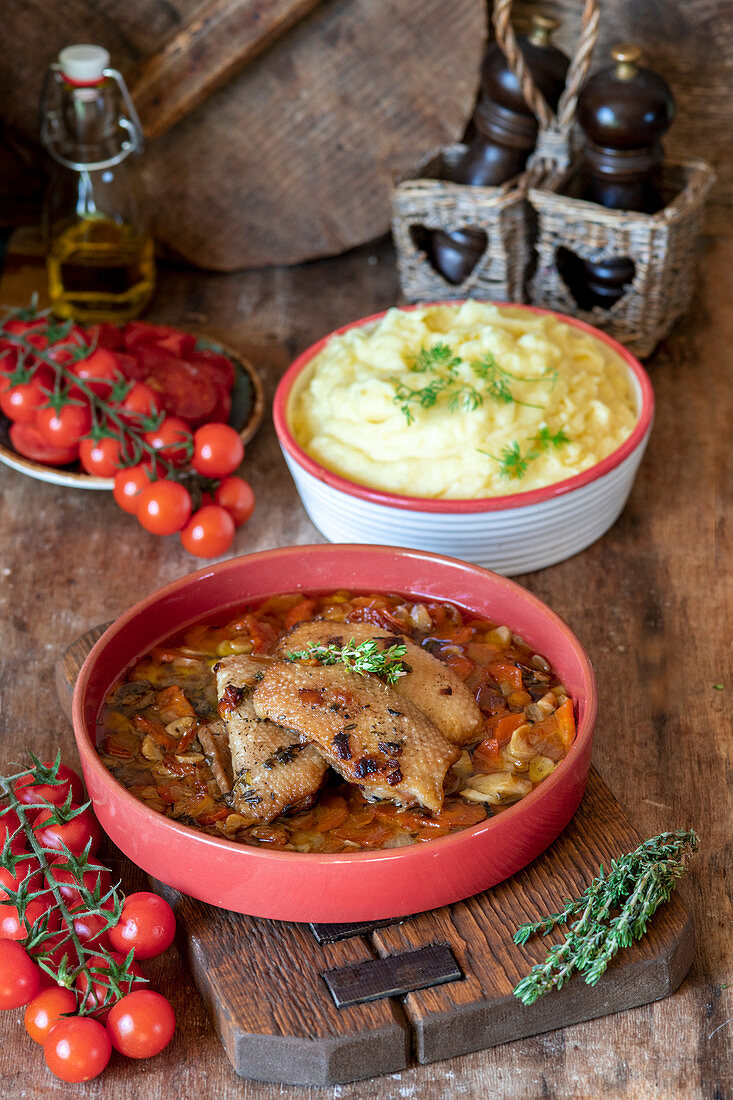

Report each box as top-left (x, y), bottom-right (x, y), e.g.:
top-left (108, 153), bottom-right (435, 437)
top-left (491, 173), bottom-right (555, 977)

top-left (430, 15), bottom-right (569, 285)
top-left (564, 44), bottom-right (676, 308)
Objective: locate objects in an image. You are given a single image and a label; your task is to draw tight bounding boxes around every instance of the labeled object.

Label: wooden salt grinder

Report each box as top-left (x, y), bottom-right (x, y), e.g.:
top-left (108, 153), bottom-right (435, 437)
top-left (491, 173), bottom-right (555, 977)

top-left (430, 15), bottom-right (569, 285)
top-left (568, 44), bottom-right (676, 308)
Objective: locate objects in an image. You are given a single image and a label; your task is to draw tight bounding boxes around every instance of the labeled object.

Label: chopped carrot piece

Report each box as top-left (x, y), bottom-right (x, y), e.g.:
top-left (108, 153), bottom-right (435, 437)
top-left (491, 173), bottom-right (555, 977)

top-left (132, 714), bottom-right (178, 751)
top-left (429, 801), bottom-right (487, 827)
top-left (155, 685), bottom-right (196, 719)
top-left (473, 737), bottom-right (504, 771)
top-left (484, 711), bottom-right (526, 744)
top-left (554, 698), bottom-right (576, 749)
top-left (487, 660), bottom-right (523, 691)
top-left (284, 598), bottom-right (317, 629)
top-left (314, 793), bottom-right (349, 832)
top-left (444, 653), bottom-right (475, 680)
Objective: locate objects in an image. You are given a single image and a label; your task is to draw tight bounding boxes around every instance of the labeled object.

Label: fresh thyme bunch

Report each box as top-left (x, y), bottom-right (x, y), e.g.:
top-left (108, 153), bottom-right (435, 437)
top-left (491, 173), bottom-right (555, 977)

top-left (287, 637), bottom-right (408, 684)
top-left (513, 829), bottom-right (699, 1005)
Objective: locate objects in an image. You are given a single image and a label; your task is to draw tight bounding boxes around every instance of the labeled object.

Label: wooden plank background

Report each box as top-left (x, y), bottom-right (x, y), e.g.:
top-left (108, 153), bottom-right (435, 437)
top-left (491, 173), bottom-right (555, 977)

top-left (1, 0), bottom-right (732, 254)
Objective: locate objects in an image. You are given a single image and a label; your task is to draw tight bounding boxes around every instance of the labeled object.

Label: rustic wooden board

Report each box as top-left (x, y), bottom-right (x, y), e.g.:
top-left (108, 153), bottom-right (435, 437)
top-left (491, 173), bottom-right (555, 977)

top-left (57, 632), bottom-right (694, 1087)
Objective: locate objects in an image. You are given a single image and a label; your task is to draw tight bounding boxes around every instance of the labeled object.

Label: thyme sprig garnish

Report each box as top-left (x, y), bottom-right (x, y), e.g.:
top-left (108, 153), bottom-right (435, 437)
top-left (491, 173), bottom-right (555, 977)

top-left (0, 752), bottom-right (142, 1015)
top-left (287, 638), bottom-right (408, 685)
top-left (392, 344), bottom-right (557, 423)
top-left (479, 426), bottom-right (571, 480)
top-left (512, 830), bottom-right (699, 1005)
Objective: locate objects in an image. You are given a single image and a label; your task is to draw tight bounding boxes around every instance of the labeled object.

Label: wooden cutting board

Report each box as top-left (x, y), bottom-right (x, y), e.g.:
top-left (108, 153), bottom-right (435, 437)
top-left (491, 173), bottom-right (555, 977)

top-left (57, 629), bottom-right (694, 1087)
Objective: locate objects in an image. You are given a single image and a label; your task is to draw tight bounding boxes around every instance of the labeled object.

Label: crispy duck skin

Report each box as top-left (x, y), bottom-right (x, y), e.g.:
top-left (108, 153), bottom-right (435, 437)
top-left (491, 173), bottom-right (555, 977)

top-left (280, 620), bottom-right (483, 747)
top-left (214, 655), bottom-right (329, 823)
top-left (197, 719), bottom-right (234, 796)
top-left (251, 660), bottom-right (460, 814)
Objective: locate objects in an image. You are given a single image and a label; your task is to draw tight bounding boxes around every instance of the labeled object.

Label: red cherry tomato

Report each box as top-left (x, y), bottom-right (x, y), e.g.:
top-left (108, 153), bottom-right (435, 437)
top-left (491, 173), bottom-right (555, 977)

top-left (112, 464), bottom-right (153, 515)
top-left (136, 480), bottom-right (192, 536)
top-left (44, 1016), bottom-right (112, 1082)
top-left (115, 380), bottom-right (162, 423)
top-left (0, 897), bottom-right (59, 941)
top-left (0, 375), bottom-right (49, 423)
top-left (191, 423), bottom-right (244, 478)
top-left (24, 985), bottom-right (78, 1043)
top-left (79, 435), bottom-right (124, 478)
top-left (13, 763), bottom-right (85, 813)
top-left (8, 422), bottom-right (80, 466)
top-left (214, 476), bottom-right (255, 527)
top-left (106, 989), bottom-right (176, 1058)
top-left (180, 504), bottom-right (235, 558)
top-left (0, 854), bottom-right (42, 902)
top-left (71, 907), bottom-right (114, 951)
top-left (28, 932), bottom-right (80, 973)
top-left (36, 401), bottom-right (92, 449)
top-left (34, 806), bottom-right (101, 858)
top-left (0, 939), bottom-right (43, 1009)
top-left (0, 807), bottom-right (26, 853)
top-left (143, 416), bottom-right (192, 466)
top-left (47, 856), bottom-right (112, 910)
top-left (69, 346), bottom-right (121, 397)
top-left (108, 891), bottom-right (176, 960)
top-left (75, 951), bottom-right (146, 1016)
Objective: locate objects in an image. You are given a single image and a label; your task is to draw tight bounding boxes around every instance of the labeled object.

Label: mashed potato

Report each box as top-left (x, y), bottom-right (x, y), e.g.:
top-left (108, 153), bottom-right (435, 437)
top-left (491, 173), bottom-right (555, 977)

top-left (290, 303), bottom-right (638, 499)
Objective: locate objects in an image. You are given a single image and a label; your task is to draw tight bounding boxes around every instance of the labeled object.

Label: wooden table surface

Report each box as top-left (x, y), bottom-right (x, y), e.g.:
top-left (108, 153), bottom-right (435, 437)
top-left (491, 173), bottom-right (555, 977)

top-left (0, 230), bottom-right (730, 1099)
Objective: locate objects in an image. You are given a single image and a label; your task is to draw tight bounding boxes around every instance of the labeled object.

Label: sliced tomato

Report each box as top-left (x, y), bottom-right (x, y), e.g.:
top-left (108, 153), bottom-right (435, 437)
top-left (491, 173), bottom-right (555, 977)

top-left (186, 349), bottom-right (235, 391)
top-left (151, 359), bottom-right (218, 425)
top-left (9, 423), bottom-right (80, 467)
top-left (154, 330), bottom-right (196, 357)
top-left (85, 322), bottom-right (123, 349)
top-left (123, 322), bottom-right (191, 350)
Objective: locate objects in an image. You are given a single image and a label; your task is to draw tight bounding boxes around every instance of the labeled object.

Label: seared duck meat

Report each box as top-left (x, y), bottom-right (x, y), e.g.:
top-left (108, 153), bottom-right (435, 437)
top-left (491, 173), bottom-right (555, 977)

top-left (215, 655), bottom-right (329, 823)
top-left (197, 719), bottom-right (234, 797)
top-left (251, 660), bottom-right (460, 814)
top-left (281, 620), bottom-right (482, 746)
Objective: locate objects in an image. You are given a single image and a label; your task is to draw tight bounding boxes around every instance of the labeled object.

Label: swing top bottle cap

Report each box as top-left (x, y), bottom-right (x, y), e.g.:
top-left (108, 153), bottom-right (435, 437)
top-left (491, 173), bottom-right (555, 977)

top-left (58, 45), bottom-right (110, 85)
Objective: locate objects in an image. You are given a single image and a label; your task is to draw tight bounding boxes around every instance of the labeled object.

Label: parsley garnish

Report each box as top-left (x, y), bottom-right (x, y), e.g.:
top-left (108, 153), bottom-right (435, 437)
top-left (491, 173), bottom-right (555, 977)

top-left (479, 427), bottom-right (570, 480)
top-left (287, 638), bottom-right (408, 685)
top-left (531, 425), bottom-right (570, 451)
top-left (392, 346), bottom-right (557, 422)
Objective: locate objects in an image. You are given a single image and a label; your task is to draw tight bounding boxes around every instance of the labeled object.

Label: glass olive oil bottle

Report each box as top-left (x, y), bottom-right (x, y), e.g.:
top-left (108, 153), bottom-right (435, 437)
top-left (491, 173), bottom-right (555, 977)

top-left (40, 45), bottom-right (155, 322)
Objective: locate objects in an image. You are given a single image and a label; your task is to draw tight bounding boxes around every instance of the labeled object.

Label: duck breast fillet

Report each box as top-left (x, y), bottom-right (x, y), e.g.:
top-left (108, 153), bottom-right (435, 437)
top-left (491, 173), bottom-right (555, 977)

top-left (215, 655), bottom-right (329, 822)
top-left (281, 620), bottom-right (483, 746)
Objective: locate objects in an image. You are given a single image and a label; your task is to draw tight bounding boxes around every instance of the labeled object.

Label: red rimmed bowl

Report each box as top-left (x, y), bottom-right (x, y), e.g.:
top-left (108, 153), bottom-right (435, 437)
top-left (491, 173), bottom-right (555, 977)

top-left (72, 544), bottom-right (597, 922)
top-left (273, 303), bottom-right (654, 575)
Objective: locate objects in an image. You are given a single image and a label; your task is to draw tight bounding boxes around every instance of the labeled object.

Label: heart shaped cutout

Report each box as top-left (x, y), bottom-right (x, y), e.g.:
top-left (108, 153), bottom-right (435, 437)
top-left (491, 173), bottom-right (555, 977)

top-left (556, 246), bottom-right (635, 310)
top-left (411, 225), bottom-right (489, 286)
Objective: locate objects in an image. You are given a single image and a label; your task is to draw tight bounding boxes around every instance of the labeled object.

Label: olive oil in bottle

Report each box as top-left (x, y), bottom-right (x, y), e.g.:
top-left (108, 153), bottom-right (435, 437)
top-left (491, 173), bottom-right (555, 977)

top-left (40, 45), bottom-right (155, 322)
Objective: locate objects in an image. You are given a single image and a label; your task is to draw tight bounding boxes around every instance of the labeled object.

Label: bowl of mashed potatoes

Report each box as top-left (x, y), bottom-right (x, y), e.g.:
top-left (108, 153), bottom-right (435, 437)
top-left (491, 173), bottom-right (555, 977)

top-left (273, 302), bottom-right (654, 574)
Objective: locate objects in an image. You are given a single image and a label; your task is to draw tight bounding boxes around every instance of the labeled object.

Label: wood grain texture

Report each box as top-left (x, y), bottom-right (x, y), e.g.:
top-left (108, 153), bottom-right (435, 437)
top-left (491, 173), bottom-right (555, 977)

top-left (131, 0), bottom-right (328, 139)
top-left (0, 229), bottom-right (730, 1096)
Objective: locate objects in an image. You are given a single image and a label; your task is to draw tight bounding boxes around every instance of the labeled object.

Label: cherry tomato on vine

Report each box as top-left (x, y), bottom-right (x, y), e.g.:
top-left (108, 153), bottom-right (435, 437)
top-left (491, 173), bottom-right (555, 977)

top-left (143, 416), bottom-right (192, 466)
top-left (106, 989), bottom-right (176, 1058)
top-left (112, 464), bottom-right (153, 515)
top-left (180, 505), bottom-right (235, 558)
top-left (108, 891), bottom-right (176, 960)
top-left (47, 856), bottom-right (112, 910)
top-left (36, 401), bottom-right (92, 449)
top-left (114, 380), bottom-right (162, 423)
top-left (0, 807), bottom-right (26, 853)
top-left (8, 422), bottom-right (80, 466)
top-left (13, 763), bottom-right (85, 813)
top-left (0, 854), bottom-right (42, 902)
top-left (71, 905), bottom-right (115, 951)
top-left (44, 1016), bottom-right (112, 1082)
top-left (24, 985), bottom-right (78, 1043)
top-left (34, 806), bottom-right (101, 858)
top-left (0, 376), bottom-right (49, 424)
top-left (69, 346), bottom-right (121, 397)
top-left (75, 951), bottom-right (146, 1016)
top-left (0, 898), bottom-right (59, 941)
top-left (191, 423), bottom-right (244, 478)
top-left (214, 476), bottom-right (255, 527)
top-left (136, 480), bottom-right (192, 536)
top-left (0, 940), bottom-right (43, 1009)
top-left (79, 435), bottom-right (124, 478)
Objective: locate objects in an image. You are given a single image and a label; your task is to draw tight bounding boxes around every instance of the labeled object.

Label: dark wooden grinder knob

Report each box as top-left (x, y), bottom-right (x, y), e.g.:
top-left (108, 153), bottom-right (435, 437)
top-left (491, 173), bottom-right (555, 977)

top-left (430, 14), bottom-right (569, 285)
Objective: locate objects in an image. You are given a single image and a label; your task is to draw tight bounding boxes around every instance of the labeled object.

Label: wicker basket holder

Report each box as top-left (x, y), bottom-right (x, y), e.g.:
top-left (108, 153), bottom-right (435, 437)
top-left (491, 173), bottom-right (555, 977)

top-left (527, 159), bottom-right (716, 357)
top-left (392, 0), bottom-right (600, 303)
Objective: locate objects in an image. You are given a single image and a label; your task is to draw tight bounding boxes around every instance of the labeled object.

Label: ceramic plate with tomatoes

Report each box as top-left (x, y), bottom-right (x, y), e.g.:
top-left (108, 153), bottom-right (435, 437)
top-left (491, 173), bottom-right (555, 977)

top-left (0, 319), bottom-right (264, 489)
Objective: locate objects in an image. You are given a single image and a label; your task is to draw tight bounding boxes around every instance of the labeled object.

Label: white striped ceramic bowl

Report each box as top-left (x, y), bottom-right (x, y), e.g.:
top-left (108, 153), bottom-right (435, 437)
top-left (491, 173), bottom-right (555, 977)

top-left (273, 304), bottom-right (654, 575)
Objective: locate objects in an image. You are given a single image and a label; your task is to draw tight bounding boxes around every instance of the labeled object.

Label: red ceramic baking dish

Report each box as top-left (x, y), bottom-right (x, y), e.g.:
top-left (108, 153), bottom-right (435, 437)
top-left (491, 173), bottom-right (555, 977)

top-left (72, 544), bottom-right (597, 922)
